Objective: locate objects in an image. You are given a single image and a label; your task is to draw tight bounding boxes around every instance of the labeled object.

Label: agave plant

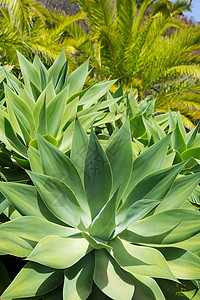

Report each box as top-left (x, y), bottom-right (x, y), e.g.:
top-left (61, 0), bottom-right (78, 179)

top-left (0, 50), bottom-right (121, 169)
top-left (75, 0), bottom-right (200, 125)
top-left (0, 119), bottom-right (200, 299)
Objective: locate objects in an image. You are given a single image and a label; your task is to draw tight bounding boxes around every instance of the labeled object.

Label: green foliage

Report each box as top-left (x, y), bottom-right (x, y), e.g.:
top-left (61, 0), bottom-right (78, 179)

top-left (0, 51), bottom-right (121, 178)
top-left (75, 0), bottom-right (200, 124)
top-left (0, 0), bottom-right (87, 70)
top-left (0, 119), bottom-right (200, 299)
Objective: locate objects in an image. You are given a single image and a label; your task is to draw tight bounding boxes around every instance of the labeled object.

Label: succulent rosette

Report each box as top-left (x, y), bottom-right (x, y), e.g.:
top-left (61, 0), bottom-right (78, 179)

top-left (0, 119), bottom-right (200, 299)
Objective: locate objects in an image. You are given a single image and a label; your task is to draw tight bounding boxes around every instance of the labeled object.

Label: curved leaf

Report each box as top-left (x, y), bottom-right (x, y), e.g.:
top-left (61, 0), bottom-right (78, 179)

top-left (27, 171), bottom-right (90, 230)
top-left (27, 236), bottom-right (89, 269)
top-left (1, 262), bottom-right (63, 299)
top-left (94, 249), bottom-right (134, 300)
top-left (84, 129), bottom-right (112, 220)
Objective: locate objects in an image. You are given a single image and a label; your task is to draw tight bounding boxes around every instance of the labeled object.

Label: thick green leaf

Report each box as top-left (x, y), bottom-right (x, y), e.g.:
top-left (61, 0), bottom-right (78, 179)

top-left (82, 232), bottom-right (112, 250)
top-left (0, 233), bottom-right (32, 257)
top-left (0, 182), bottom-right (65, 225)
top-left (123, 135), bottom-right (171, 200)
top-left (33, 55), bottom-right (48, 91)
top-left (79, 80), bottom-right (116, 108)
top-left (89, 189), bottom-right (118, 241)
top-left (159, 247), bottom-right (200, 279)
top-left (94, 249), bottom-right (134, 300)
top-left (84, 129), bottom-right (112, 220)
top-left (115, 199), bottom-right (160, 236)
top-left (0, 192), bottom-right (9, 214)
top-left (59, 113), bottom-right (100, 153)
top-left (186, 121), bottom-right (200, 148)
top-left (171, 123), bottom-right (186, 154)
top-left (110, 238), bottom-right (176, 281)
top-left (182, 147), bottom-right (200, 168)
top-left (67, 61), bottom-right (89, 97)
top-left (1, 262), bottom-right (63, 299)
top-left (128, 88), bottom-right (138, 117)
top-left (71, 118), bottom-right (89, 181)
top-left (27, 171), bottom-right (90, 229)
top-left (27, 236), bottom-right (89, 269)
top-left (119, 162), bottom-right (185, 219)
top-left (55, 60), bottom-right (68, 94)
top-left (17, 51), bottom-right (41, 94)
top-left (155, 173), bottom-right (200, 213)
top-left (168, 109), bottom-right (176, 132)
top-left (131, 274), bottom-right (165, 300)
top-left (122, 209), bottom-right (200, 245)
top-left (5, 84), bottom-right (34, 128)
top-left (105, 119), bottom-right (133, 199)
top-left (129, 114), bottom-right (146, 139)
top-left (37, 96), bottom-right (48, 135)
top-left (0, 216), bottom-right (79, 242)
top-left (36, 133), bottom-right (90, 216)
top-left (63, 252), bottom-right (94, 300)
top-left (46, 86), bottom-right (69, 137)
top-left (28, 146), bottom-right (43, 173)
top-left (48, 50), bottom-right (66, 87)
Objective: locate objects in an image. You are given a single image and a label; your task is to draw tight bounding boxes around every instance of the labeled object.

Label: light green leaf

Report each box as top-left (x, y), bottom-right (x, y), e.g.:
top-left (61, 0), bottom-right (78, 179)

top-left (116, 199), bottom-right (160, 236)
top-left (84, 129), bottom-right (112, 220)
top-left (79, 80), bottom-right (116, 108)
top-left (0, 193), bottom-right (9, 214)
top-left (176, 112), bottom-right (187, 141)
top-left (186, 121), bottom-right (200, 148)
top-left (171, 123), bottom-right (186, 153)
top-left (37, 96), bottom-right (48, 135)
top-left (119, 162), bottom-right (185, 218)
top-left (155, 173), bottom-right (200, 213)
top-left (168, 109), bottom-right (176, 132)
top-left (123, 209), bottom-right (200, 245)
top-left (94, 249), bottom-right (134, 300)
top-left (59, 113), bottom-right (100, 153)
top-left (36, 133), bottom-right (90, 216)
top-left (67, 60), bottom-right (89, 97)
top-left (48, 50), bottom-right (66, 87)
top-left (28, 146), bottom-right (43, 173)
top-left (129, 114), bottom-right (146, 139)
top-left (89, 189), bottom-right (118, 241)
top-left (26, 171), bottom-right (90, 229)
top-left (46, 86), bottom-right (69, 137)
top-left (132, 274), bottom-right (165, 300)
top-left (17, 51), bottom-right (41, 94)
top-left (5, 84), bottom-right (35, 129)
top-left (0, 234), bottom-right (31, 257)
top-left (82, 232), bottom-right (112, 250)
top-left (1, 262), bottom-right (63, 299)
top-left (105, 119), bottom-right (133, 199)
top-left (63, 252), bottom-right (94, 300)
top-left (0, 216), bottom-right (79, 242)
top-left (110, 238), bottom-right (176, 281)
top-left (123, 134), bottom-right (171, 200)
top-left (55, 60), bottom-right (68, 94)
top-left (182, 147), bottom-right (200, 168)
top-left (71, 118), bottom-right (89, 181)
top-left (27, 236), bottom-right (89, 269)
top-left (159, 247), bottom-right (200, 279)
top-left (33, 55), bottom-right (48, 91)
top-left (4, 118), bottom-right (27, 157)
top-left (0, 182), bottom-right (64, 224)
top-left (128, 88), bottom-right (138, 116)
